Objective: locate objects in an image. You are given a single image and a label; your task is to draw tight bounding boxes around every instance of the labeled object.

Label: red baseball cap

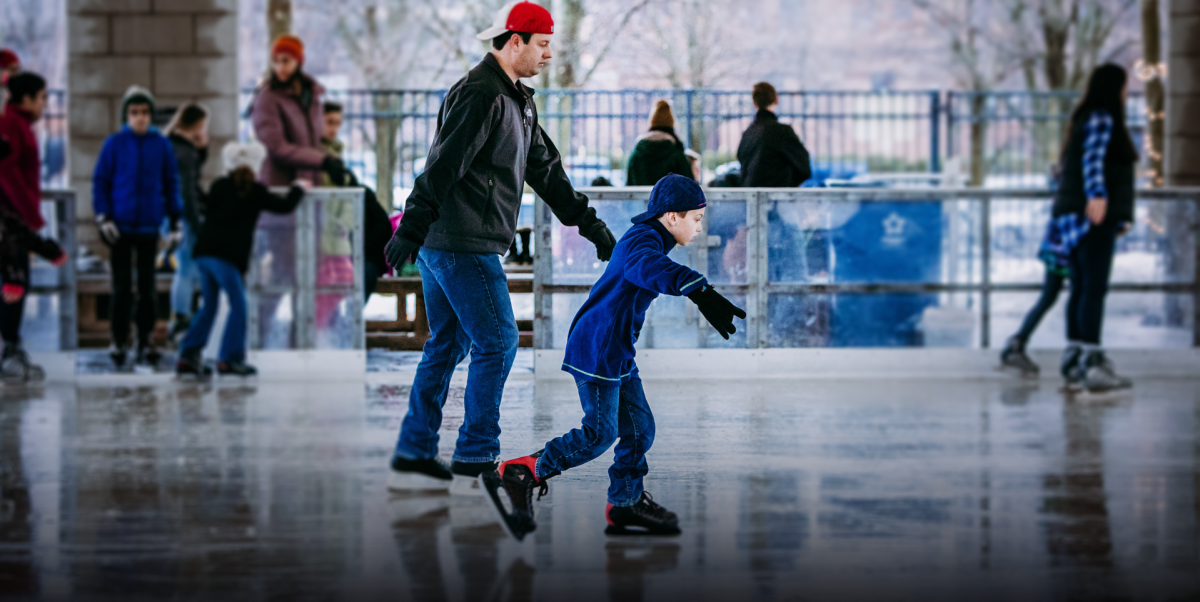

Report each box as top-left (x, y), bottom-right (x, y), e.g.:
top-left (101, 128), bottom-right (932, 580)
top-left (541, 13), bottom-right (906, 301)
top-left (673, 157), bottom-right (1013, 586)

top-left (476, 1), bottom-right (554, 41)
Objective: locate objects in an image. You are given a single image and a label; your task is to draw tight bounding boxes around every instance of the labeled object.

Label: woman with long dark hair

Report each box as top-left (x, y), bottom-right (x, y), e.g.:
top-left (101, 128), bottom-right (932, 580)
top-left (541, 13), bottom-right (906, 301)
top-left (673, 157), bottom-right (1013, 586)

top-left (1051, 63), bottom-right (1138, 392)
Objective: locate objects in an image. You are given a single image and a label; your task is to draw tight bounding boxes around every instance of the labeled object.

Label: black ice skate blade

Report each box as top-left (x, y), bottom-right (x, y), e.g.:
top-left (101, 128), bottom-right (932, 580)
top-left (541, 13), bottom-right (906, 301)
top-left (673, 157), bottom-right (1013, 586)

top-left (604, 525), bottom-right (681, 537)
top-left (478, 471), bottom-right (535, 542)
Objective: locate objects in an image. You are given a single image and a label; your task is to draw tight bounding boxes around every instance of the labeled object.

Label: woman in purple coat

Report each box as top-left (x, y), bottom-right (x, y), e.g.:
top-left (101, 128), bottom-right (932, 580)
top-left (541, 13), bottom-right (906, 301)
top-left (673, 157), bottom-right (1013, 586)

top-left (249, 35), bottom-right (345, 187)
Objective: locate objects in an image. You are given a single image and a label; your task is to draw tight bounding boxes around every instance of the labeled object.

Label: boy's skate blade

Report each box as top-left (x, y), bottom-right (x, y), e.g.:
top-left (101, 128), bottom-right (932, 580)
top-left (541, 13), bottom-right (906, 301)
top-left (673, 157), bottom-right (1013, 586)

top-left (478, 471), bottom-right (535, 542)
top-left (386, 470), bottom-right (452, 492)
top-left (450, 474), bottom-right (485, 497)
top-left (604, 524), bottom-right (682, 537)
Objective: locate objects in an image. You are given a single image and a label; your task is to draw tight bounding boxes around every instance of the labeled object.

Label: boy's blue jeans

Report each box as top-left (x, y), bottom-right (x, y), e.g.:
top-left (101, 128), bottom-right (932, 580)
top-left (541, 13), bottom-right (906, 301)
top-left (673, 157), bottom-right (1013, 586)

top-left (536, 377), bottom-right (655, 507)
top-left (394, 248), bottom-right (518, 464)
top-left (179, 256), bottom-right (248, 363)
top-left (170, 223), bottom-right (198, 317)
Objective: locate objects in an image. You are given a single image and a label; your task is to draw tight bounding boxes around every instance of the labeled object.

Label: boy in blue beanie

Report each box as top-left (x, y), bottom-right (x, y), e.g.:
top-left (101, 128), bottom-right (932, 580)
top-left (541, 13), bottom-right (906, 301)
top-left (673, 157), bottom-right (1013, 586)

top-left (482, 174), bottom-right (746, 540)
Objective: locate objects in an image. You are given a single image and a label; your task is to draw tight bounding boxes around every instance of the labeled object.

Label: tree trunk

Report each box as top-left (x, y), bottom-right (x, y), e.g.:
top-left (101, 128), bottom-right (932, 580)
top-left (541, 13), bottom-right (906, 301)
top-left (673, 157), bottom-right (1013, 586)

top-left (969, 93), bottom-right (987, 186)
top-left (556, 0), bottom-right (585, 89)
top-left (373, 94), bottom-right (398, 212)
top-left (1141, 0), bottom-right (1165, 186)
top-left (267, 0), bottom-right (292, 46)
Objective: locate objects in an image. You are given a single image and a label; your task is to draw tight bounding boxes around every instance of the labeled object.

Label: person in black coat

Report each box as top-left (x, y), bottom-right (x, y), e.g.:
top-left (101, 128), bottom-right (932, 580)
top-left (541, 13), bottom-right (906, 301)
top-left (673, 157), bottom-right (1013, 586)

top-left (175, 143), bottom-right (305, 378)
top-left (737, 82), bottom-right (812, 187)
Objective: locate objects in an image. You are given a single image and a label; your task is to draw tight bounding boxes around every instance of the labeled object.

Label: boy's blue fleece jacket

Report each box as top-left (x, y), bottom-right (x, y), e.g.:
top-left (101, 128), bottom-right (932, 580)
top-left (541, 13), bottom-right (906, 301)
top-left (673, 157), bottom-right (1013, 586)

top-left (92, 125), bottom-right (182, 234)
top-left (562, 219), bottom-right (708, 384)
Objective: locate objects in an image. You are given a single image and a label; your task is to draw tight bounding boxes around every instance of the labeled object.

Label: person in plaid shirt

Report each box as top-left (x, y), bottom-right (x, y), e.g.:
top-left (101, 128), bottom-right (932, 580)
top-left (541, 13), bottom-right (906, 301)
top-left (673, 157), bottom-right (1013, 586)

top-left (1003, 64), bottom-right (1137, 393)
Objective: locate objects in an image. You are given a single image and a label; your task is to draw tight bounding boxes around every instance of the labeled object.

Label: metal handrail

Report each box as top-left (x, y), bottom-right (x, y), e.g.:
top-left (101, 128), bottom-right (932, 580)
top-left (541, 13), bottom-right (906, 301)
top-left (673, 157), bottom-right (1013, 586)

top-left (37, 190), bottom-right (78, 351)
top-left (533, 187), bottom-right (1200, 350)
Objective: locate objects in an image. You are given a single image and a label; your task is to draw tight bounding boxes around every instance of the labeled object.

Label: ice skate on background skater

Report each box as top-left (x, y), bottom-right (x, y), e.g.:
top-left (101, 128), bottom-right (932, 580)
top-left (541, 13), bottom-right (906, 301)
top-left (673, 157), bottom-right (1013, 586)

top-left (482, 175), bottom-right (746, 541)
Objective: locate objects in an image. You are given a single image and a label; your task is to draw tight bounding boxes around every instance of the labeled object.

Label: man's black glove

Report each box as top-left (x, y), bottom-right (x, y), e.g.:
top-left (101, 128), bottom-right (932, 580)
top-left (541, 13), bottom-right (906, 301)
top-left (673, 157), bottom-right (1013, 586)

top-left (321, 156), bottom-right (347, 186)
top-left (582, 221), bottom-right (616, 262)
top-left (687, 284), bottom-right (747, 340)
top-left (384, 231), bottom-right (421, 269)
top-left (0, 135), bottom-right (10, 161)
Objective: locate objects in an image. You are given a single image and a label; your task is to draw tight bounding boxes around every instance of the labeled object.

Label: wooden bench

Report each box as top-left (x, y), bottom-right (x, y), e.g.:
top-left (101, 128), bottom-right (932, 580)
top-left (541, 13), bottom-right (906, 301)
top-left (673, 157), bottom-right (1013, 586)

top-left (77, 273), bottom-right (175, 348)
top-left (366, 275), bottom-right (535, 350)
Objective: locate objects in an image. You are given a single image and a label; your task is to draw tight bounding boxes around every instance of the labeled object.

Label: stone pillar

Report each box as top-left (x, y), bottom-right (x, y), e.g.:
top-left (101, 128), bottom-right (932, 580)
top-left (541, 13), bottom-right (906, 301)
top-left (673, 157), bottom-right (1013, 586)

top-left (66, 0), bottom-right (238, 251)
top-left (1167, 0), bottom-right (1200, 186)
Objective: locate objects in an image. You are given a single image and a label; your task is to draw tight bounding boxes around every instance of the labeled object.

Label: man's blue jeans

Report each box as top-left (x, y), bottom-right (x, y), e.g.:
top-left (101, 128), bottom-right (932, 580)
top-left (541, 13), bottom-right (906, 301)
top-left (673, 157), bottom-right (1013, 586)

top-left (179, 256), bottom-right (248, 363)
top-left (171, 223), bottom-right (198, 317)
top-left (536, 377), bottom-right (655, 507)
top-left (394, 248), bottom-right (518, 463)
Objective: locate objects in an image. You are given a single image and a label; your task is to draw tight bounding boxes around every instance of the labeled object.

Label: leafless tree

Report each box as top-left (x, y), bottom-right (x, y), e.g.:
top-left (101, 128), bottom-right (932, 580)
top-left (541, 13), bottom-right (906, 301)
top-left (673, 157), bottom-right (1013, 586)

top-left (911, 0), bottom-right (1137, 184)
top-left (0, 0), bottom-right (64, 86)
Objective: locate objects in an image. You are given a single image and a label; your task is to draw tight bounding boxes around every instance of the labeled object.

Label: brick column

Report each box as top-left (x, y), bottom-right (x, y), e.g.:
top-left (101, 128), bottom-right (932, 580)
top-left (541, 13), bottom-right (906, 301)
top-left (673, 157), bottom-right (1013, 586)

top-left (67, 0), bottom-right (238, 252)
top-left (1167, 0), bottom-right (1200, 186)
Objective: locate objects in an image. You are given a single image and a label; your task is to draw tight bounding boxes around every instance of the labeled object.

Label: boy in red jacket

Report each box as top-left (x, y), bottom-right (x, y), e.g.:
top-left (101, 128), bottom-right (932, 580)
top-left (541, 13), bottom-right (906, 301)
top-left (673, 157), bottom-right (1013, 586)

top-left (0, 71), bottom-right (69, 381)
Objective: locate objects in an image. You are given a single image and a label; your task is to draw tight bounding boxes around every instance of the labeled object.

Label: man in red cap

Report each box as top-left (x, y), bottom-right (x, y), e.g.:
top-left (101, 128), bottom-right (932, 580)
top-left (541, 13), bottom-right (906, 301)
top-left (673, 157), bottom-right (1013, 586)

top-left (384, 1), bottom-right (616, 494)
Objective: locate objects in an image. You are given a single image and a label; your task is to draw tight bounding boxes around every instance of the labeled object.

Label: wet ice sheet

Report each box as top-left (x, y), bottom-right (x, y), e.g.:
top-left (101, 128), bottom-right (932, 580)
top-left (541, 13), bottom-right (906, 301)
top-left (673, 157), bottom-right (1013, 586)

top-left (1, 378), bottom-right (1199, 601)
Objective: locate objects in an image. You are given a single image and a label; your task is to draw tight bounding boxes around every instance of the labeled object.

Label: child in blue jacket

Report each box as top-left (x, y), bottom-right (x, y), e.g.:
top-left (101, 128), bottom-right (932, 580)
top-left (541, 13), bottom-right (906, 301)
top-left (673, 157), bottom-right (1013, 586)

top-left (483, 174), bottom-right (746, 540)
top-left (92, 86), bottom-right (183, 368)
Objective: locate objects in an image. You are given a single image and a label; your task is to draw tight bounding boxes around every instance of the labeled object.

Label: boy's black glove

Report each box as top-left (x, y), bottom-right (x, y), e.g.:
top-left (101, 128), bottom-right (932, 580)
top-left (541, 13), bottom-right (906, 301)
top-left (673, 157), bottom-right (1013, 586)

top-left (322, 156), bottom-right (346, 186)
top-left (582, 221), bottom-right (616, 262)
top-left (687, 284), bottom-right (747, 340)
top-left (385, 231), bottom-right (421, 269)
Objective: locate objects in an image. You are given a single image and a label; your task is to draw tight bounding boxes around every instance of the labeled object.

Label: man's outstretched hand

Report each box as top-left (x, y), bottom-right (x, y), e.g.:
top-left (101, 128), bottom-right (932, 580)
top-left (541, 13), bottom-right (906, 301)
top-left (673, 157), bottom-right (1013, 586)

top-left (385, 232), bottom-right (421, 269)
top-left (687, 285), bottom-right (747, 340)
top-left (583, 222), bottom-right (616, 262)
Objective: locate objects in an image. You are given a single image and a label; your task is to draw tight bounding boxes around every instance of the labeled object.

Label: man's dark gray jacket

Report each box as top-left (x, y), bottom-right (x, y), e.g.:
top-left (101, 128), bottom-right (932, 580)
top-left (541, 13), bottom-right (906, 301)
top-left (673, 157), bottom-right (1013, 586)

top-left (396, 53), bottom-right (604, 255)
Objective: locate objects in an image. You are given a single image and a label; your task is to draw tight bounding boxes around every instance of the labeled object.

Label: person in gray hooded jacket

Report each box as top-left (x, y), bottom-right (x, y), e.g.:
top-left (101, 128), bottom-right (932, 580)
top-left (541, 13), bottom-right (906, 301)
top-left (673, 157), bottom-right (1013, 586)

top-left (384, 1), bottom-right (616, 494)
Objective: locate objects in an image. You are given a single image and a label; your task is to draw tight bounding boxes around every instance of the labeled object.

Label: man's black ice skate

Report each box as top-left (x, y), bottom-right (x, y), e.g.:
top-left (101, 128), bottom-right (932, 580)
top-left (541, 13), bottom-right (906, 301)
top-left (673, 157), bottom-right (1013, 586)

top-left (479, 452), bottom-right (548, 541)
top-left (175, 348), bottom-right (212, 380)
top-left (605, 492), bottom-right (680, 536)
top-left (450, 459), bottom-right (499, 496)
top-left (387, 455), bottom-right (452, 492)
top-left (999, 337), bottom-right (1038, 378)
top-left (217, 361), bottom-right (258, 377)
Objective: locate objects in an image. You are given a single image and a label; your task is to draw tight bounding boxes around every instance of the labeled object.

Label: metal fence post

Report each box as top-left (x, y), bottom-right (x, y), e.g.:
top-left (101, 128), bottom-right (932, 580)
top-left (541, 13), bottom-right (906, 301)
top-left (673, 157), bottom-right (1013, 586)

top-left (295, 194), bottom-right (316, 349)
top-left (945, 92), bottom-right (955, 163)
top-left (980, 195), bottom-right (992, 348)
top-left (532, 194), bottom-right (553, 350)
top-left (57, 194), bottom-right (77, 351)
top-left (929, 91), bottom-right (942, 174)
top-left (1194, 194), bottom-right (1200, 348)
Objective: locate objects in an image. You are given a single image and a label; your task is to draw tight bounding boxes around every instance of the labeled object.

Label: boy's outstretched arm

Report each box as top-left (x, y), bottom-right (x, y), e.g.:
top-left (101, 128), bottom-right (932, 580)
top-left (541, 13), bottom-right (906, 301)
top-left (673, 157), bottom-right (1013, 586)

top-left (624, 236), bottom-right (746, 339)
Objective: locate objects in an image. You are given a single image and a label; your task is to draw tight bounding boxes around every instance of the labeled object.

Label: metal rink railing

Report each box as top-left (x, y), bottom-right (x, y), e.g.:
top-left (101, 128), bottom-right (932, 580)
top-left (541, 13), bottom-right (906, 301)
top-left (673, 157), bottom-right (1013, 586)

top-left (246, 188), bottom-right (365, 351)
top-left (30, 190), bottom-right (78, 351)
top-left (533, 188), bottom-right (1200, 351)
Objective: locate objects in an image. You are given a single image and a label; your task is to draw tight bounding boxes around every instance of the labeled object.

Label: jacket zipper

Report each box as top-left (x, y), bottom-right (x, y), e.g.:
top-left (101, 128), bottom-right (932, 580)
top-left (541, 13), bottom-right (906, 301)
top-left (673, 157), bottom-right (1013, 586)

top-left (484, 177), bottom-right (495, 226)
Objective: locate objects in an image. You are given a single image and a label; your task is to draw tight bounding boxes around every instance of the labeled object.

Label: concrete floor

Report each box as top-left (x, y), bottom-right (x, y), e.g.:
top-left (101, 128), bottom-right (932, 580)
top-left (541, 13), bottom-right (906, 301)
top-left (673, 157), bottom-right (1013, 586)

top-left (1, 376), bottom-right (1198, 601)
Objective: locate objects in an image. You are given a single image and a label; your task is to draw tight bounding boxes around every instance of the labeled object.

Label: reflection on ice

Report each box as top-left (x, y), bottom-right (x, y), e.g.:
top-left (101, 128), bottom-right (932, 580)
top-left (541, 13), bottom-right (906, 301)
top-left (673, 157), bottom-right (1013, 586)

top-left (1, 378), bottom-right (1199, 600)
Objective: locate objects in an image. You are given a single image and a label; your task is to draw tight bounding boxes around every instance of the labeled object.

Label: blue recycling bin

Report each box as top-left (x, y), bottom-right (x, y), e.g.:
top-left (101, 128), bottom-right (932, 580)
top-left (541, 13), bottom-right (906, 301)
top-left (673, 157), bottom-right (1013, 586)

top-left (829, 201), bottom-right (943, 346)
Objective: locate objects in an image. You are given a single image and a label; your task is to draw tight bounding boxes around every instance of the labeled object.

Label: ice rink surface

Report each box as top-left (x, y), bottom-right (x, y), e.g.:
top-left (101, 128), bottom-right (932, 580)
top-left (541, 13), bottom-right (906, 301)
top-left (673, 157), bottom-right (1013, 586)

top-left (2, 372), bottom-right (1199, 601)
